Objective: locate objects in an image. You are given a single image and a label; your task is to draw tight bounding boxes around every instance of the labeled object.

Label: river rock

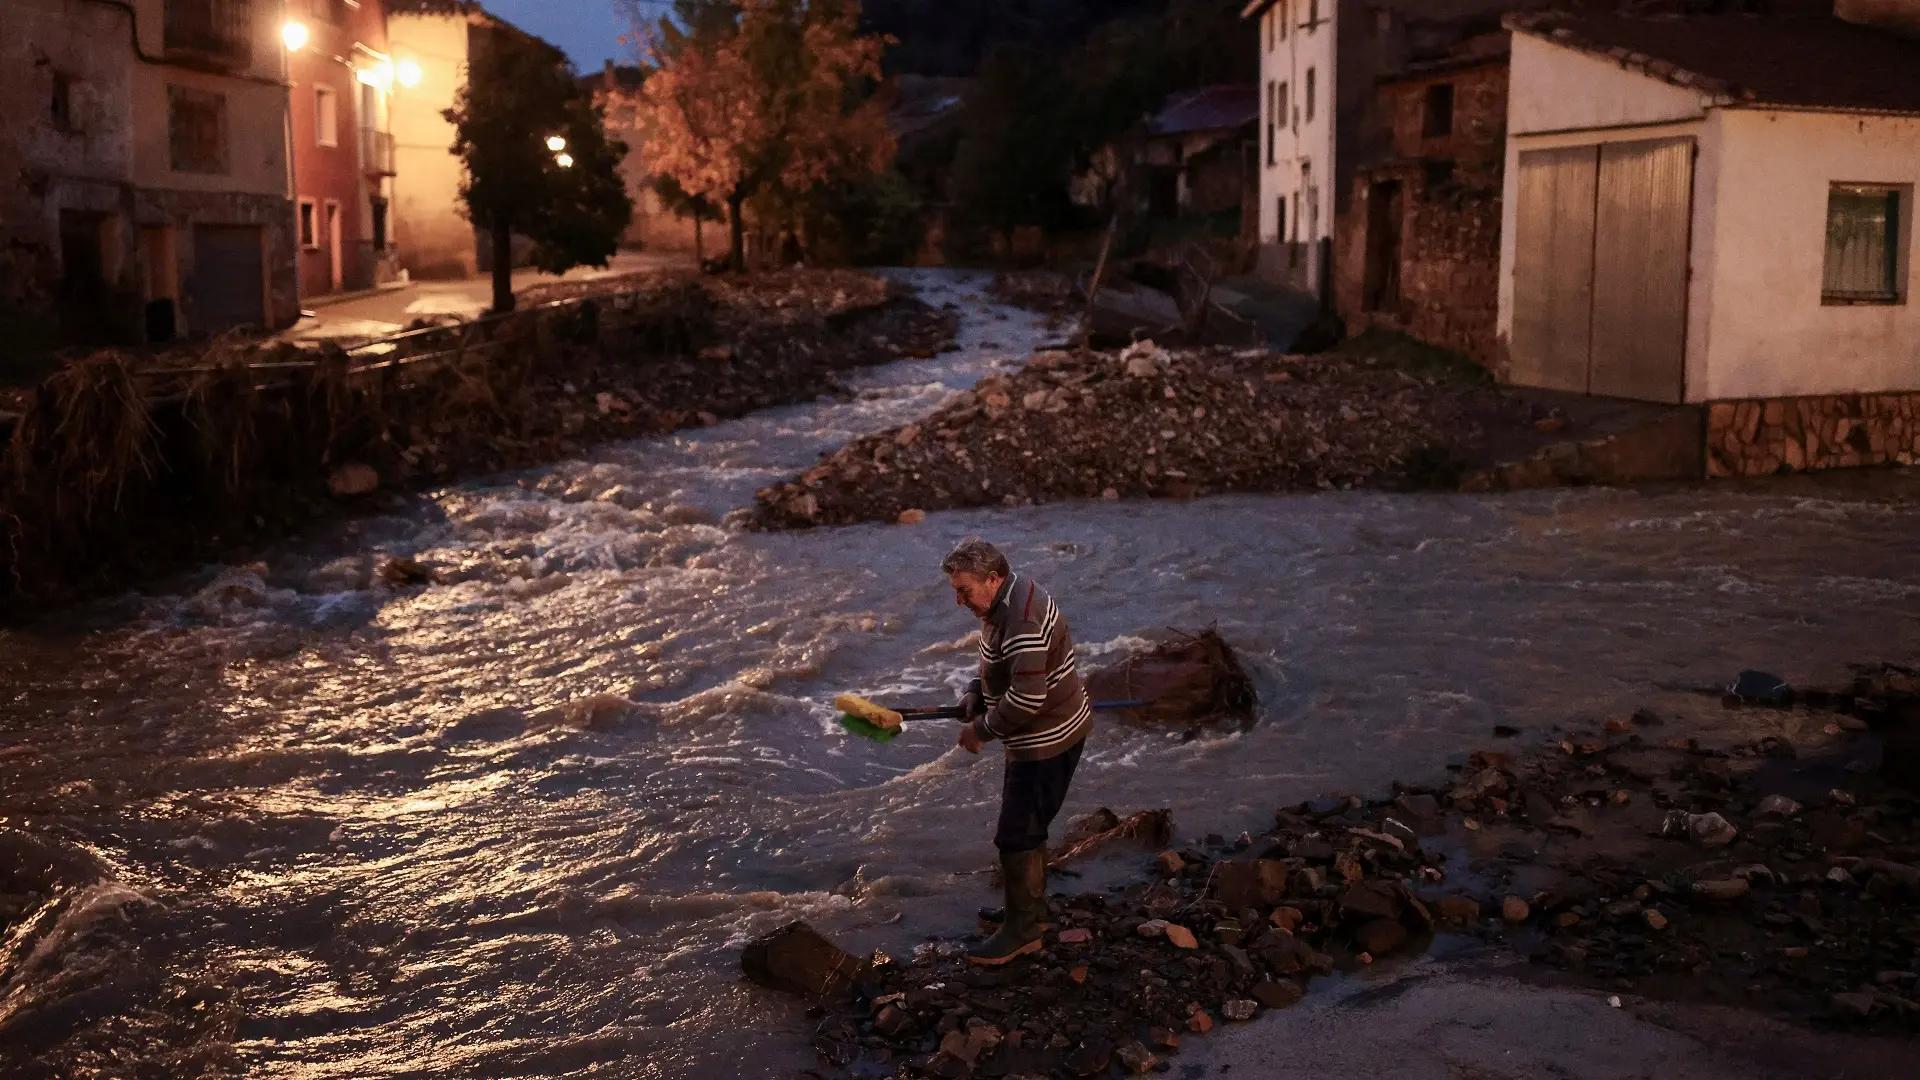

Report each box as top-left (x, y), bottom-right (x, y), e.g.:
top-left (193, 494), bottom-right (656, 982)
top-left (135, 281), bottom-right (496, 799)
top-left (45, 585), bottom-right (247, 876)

top-left (1354, 919), bottom-right (1409, 956)
top-left (1155, 850), bottom-right (1186, 876)
top-left (1115, 1041), bottom-right (1157, 1074)
top-left (1163, 923), bottom-right (1198, 949)
top-left (1340, 882), bottom-right (1401, 923)
top-left (1435, 897), bottom-right (1481, 924)
top-left (1250, 979), bottom-right (1305, 1009)
top-left (1222, 999), bottom-right (1259, 1021)
top-left (1754, 794), bottom-right (1802, 820)
top-left (1502, 897), bottom-right (1530, 923)
top-left (328, 462), bottom-right (379, 497)
top-left (1211, 858), bottom-right (1290, 909)
top-left (1692, 878), bottom-right (1752, 902)
top-left (740, 921), bottom-right (867, 997)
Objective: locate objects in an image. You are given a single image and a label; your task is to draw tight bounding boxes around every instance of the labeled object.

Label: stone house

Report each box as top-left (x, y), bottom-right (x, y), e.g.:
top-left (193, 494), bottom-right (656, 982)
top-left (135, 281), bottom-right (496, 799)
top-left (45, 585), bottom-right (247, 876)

top-left (1334, 42), bottom-right (1509, 364)
top-left (1, 0), bottom-right (300, 350)
top-left (1072, 86), bottom-right (1259, 227)
top-left (1498, 3), bottom-right (1920, 475)
top-left (286, 0), bottom-right (401, 300)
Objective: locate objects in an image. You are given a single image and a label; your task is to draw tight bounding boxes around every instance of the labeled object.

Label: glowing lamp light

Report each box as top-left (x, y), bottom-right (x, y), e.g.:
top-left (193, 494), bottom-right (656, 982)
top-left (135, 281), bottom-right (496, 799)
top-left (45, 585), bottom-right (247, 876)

top-left (396, 59), bottom-right (423, 88)
top-left (282, 21), bottom-right (310, 51)
top-left (555, 153), bottom-right (575, 169)
top-left (546, 135), bottom-right (568, 152)
top-left (354, 61), bottom-right (394, 92)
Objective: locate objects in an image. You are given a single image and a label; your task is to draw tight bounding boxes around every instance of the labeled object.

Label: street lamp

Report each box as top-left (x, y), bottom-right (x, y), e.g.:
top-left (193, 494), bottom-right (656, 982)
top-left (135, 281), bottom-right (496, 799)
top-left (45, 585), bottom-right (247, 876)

top-left (546, 135), bottom-right (568, 153)
top-left (555, 152), bottom-right (574, 168)
top-left (283, 21), bottom-right (310, 51)
top-left (396, 59), bottom-right (423, 88)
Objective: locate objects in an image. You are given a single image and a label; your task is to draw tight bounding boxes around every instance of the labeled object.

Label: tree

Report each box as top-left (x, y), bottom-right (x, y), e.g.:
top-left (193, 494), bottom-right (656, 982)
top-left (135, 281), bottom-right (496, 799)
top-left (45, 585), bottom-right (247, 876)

top-left (633, 0), bottom-right (895, 271)
top-left (948, 43), bottom-right (1081, 256)
top-left (445, 26), bottom-right (633, 313)
top-left (651, 175), bottom-right (725, 264)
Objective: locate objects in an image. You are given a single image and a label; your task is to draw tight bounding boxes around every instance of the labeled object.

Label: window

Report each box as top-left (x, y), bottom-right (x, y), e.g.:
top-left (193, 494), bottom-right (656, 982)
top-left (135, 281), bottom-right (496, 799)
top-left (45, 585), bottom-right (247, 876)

top-left (1823, 185), bottom-right (1905, 303)
top-left (1279, 82), bottom-right (1289, 130)
top-left (1424, 83), bottom-right (1455, 138)
top-left (316, 85), bottom-right (339, 147)
top-left (1291, 191), bottom-right (1300, 243)
top-left (1305, 69), bottom-right (1316, 122)
top-left (1423, 159), bottom-right (1455, 189)
top-left (168, 85), bottom-right (227, 173)
top-left (1276, 197), bottom-right (1286, 244)
top-left (298, 199), bottom-right (318, 249)
top-left (1308, 0), bottom-right (1319, 27)
top-left (164, 0), bottom-right (253, 68)
top-left (51, 72), bottom-right (74, 133)
top-left (1280, 2), bottom-right (1288, 40)
top-left (1266, 81), bottom-right (1276, 166)
top-left (309, 0), bottom-right (346, 22)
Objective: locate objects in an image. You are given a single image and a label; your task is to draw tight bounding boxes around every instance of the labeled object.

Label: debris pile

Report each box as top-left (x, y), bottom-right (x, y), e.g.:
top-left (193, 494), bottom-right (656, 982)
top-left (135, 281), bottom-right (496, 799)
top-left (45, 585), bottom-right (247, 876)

top-left (1083, 630), bottom-right (1258, 737)
top-left (775, 664), bottom-right (1918, 1078)
top-left (0, 272), bottom-right (955, 611)
top-left (755, 342), bottom-right (1524, 529)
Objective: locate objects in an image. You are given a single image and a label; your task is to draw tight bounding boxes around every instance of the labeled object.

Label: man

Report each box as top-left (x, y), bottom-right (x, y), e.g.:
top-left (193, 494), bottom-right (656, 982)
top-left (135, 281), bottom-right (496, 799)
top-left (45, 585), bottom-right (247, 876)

top-left (943, 537), bottom-right (1092, 966)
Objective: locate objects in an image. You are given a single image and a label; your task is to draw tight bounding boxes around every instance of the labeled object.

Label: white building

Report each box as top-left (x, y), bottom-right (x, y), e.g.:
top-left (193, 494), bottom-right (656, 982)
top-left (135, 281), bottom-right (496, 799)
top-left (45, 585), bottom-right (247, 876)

top-left (1243, 0), bottom-right (1529, 302)
top-left (1244, 0), bottom-right (1335, 297)
top-left (1499, 4), bottom-right (1920, 475)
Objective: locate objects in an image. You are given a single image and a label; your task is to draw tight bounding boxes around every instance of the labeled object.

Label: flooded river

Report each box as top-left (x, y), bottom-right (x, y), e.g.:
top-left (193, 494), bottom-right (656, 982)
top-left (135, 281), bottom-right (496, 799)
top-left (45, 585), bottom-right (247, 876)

top-left (2, 271), bottom-right (1918, 1078)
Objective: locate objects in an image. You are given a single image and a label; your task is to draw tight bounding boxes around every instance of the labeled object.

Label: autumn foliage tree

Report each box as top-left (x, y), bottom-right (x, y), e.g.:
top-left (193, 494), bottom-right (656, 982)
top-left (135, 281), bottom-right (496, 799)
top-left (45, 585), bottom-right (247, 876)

top-left (446, 27), bottom-right (632, 313)
top-left (632, 0), bottom-right (895, 271)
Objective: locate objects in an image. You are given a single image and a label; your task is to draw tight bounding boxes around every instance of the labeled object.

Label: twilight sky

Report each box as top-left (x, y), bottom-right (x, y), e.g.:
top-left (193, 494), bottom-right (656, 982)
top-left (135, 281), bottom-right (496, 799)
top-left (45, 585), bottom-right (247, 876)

top-left (482, 0), bottom-right (634, 72)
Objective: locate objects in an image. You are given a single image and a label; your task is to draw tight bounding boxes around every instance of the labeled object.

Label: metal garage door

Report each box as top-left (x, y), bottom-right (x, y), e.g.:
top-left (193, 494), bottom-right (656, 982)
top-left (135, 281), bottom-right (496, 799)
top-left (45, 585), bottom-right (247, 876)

top-left (189, 224), bottom-right (264, 335)
top-left (1510, 137), bottom-right (1694, 403)
top-left (1511, 145), bottom-right (1598, 394)
top-left (1590, 138), bottom-right (1693, 403)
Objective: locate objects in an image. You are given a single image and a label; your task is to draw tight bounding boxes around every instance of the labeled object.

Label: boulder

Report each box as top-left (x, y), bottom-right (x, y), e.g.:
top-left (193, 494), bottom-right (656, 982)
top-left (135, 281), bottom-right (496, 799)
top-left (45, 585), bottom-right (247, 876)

top-left (1082, 630), bottom-right (1257, 731)
top-left (1354, 919), bottom-right (1408, 957)
top-left (740, 921), bottom-right (868, 997)
top-left (1249, 979), bottom-right (1305, 1009)
top-left (1211, 858), bottom-right (1291, 909)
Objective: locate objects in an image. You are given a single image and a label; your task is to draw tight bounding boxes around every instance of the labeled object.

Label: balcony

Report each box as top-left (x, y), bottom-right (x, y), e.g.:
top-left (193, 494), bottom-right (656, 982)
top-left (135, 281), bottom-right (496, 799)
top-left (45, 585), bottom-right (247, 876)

top-left (164, 0), bottom-right (254, 73)
top-left (361, 128), bottom-right (396, 177)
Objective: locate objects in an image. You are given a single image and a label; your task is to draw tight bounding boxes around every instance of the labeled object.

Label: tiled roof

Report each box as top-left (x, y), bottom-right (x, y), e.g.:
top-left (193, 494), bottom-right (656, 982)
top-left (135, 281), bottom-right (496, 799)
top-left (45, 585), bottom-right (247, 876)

top-left (1506, 10), bottom-right (1920, 115)
top-left (1150, 85), bottom-right (1260, 136)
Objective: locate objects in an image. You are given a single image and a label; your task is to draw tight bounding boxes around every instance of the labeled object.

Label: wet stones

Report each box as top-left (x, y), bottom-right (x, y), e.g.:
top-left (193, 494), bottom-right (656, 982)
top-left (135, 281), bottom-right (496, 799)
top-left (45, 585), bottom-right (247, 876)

top-left (1249, 979), bottom-right (1306, 1010)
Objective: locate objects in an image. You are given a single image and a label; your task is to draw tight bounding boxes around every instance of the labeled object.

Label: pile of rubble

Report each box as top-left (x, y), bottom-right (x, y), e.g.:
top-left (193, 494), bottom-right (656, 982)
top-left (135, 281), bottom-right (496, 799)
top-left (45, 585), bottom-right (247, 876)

top-left (754, 341), bottom-right (1525, 529)
top-left (757, 664), bottom-right (1918, 1078)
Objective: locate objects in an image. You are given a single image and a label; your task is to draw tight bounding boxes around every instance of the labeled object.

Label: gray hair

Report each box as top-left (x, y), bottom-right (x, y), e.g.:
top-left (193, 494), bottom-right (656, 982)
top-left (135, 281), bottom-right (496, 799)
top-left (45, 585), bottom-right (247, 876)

top-left (942, 537), bottom-right (1010, 579)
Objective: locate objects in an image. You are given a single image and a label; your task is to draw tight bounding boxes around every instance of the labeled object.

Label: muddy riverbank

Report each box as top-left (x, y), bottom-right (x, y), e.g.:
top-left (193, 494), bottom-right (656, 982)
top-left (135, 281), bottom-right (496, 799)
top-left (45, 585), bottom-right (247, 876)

top-left (0, 271), bottom-right (1917, 1079)
top-left (752, 341), bottom-right (1554, 529)
top-left (793, 663), bottom-right (1918, 1078)
top-left (0, 270), bottom-right (953, 612)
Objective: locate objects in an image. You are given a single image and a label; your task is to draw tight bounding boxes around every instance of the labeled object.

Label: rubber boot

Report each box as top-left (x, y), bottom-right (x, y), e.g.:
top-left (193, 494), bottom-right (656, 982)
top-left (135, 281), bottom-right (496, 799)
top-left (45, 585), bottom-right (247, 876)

top-left (968, 849), bottom-right (1046, 966)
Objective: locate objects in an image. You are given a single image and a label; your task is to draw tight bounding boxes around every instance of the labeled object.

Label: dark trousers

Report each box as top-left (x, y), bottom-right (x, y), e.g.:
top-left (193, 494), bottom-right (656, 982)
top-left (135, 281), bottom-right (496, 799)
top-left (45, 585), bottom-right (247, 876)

top-left (994, 740), bottom-right (1085, 854)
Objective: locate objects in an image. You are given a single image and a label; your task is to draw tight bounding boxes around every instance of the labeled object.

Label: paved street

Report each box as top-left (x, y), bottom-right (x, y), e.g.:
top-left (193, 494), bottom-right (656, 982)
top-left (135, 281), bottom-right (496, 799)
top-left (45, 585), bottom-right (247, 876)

top-left (280, 249), bottom-right (692, 345)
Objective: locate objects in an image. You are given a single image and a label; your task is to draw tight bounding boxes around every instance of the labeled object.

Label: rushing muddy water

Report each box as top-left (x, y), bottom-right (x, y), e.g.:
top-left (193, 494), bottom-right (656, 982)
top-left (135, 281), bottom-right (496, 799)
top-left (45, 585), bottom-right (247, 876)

top-left (2, 270), bottom-right (1919, 1078)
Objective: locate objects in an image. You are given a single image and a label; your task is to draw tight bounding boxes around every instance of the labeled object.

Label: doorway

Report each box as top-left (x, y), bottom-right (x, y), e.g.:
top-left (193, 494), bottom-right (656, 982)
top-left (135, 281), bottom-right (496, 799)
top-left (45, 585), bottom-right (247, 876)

top-left (324, 200), bottom-right (343, 292)
top-left (1363, 179), bottom-right (1404, 313)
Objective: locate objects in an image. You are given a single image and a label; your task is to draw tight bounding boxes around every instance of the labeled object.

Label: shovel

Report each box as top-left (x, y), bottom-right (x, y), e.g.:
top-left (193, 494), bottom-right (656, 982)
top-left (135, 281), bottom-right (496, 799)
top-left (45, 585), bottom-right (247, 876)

top-left (835, 693), bottom-right (1146, 744)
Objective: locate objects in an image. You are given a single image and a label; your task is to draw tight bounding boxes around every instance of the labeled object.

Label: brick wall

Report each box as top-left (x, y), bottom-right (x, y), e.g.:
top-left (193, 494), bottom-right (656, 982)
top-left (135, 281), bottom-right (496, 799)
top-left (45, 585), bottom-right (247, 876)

top-left (1706, 392), bottom-right (1920, 477)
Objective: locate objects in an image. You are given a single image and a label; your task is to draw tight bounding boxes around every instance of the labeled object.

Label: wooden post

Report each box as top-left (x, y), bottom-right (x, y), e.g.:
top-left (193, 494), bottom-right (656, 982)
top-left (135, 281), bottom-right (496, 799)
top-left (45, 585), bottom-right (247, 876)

top-left (1079, 212), bottom-right (1119, 358)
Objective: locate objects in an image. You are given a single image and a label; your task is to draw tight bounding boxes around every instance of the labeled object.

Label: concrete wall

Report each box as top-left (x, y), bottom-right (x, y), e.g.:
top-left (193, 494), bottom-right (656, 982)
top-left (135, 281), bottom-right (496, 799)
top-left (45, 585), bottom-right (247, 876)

top-left (1697, 109), bottom-right (1920, 399)
top-left (1506, 31), bottom-right (1705, 136)
top-left (389, 11), bottom-right (478, 279)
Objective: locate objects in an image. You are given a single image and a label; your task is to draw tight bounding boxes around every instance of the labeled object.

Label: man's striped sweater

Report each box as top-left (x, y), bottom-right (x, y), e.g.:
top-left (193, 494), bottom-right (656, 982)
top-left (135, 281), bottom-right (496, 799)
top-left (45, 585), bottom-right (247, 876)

top-left (967, 573), bottom-right (1092, 762)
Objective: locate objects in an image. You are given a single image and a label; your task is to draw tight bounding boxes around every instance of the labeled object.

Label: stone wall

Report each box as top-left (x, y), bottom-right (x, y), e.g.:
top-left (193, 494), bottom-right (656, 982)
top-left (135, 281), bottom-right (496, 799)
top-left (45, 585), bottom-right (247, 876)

top-left (1334, 58), bottom-right (1507, 366)
top-left (1706, 392), bottom-right (1920, 477)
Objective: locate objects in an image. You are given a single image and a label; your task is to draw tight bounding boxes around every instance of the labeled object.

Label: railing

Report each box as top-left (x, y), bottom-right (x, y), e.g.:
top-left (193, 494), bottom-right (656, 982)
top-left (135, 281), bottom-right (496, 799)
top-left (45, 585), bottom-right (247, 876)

top-left (361, 128), bottom-right (396, 176)
top-left (164, 0), bottom-right (254, 72)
